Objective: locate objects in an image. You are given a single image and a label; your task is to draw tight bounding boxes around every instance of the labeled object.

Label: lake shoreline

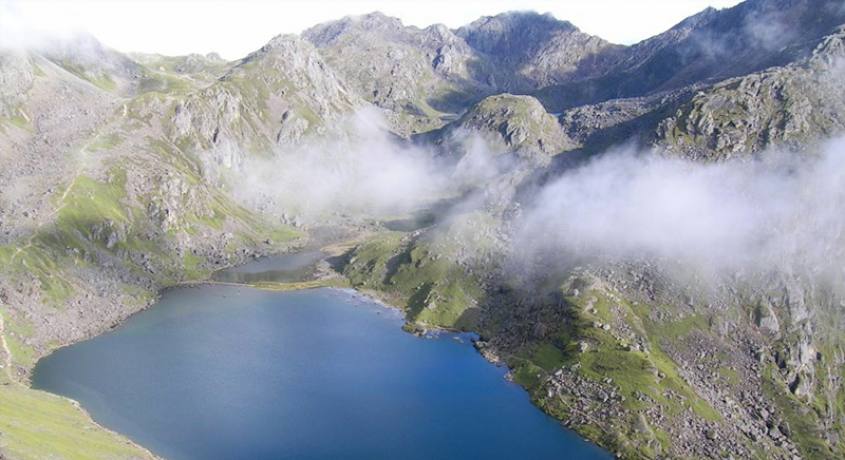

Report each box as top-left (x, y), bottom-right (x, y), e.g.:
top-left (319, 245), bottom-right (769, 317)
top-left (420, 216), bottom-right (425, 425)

top-left (32, 281), bottom-right (610, 460)
top-left (27, 240), bottom-right (608, 460)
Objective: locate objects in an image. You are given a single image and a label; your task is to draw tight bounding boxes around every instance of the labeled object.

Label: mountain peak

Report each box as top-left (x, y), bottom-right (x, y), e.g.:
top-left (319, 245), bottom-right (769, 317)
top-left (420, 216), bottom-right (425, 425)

top-left (457, 11), bottom-right (580, 54)
top-left (303, 11), bottom-right (409, 45)
top-left (463, 11), bottom-right (576, 31)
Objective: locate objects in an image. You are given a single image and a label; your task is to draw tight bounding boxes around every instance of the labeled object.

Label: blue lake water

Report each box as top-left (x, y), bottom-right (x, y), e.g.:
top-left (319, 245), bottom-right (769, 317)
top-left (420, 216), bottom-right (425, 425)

top-left (32, 285), bottom-right (609, 459)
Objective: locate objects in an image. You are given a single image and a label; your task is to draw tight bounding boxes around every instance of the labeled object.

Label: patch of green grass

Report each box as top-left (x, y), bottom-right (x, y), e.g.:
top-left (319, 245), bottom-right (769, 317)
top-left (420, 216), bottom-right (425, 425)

top-left (6, 334), bottom-right (37, 369)
top-left (0, 245), bottom-right (14, 264)
top-left (0, 385), bottom-right (154, 460)
top-left (343, 232), bottom-right (483, 329)
top-left (137, 72), bottom-right (195, 95)
top-left (7, 113), bottom-right (29, 129)
top-left (88, 132), bottom-right (124, 152)
top-left (718, 366), bottom-right (740, 386)
top-left (3, 245), bottom-right (76, 308)
top-left (762, 364), bottom-right (835, 459)
top-left (650, 313), bottom-right (710, 341)
top-left (0, 106), bottom-right (31, 133)
top-left (532, 343), bottom-right (566, 371)
top-left (578, 337), bottom-right (659, 410)
top-left (343, 232), bottom-right (405, 288)
top-left (390, 238), bottom-right (483, 328)
top-left (56, 172), bottom-right (130, 235)
top-left (89, 74), bottom-right (117, 92)
top-left (513, 361), bottom-right (545, 388)
top-left (526, 285), bottom-right (721, 422)
top-left (1, 311), bottom-right (38, 369)
top-left (182, 252), bottom-right (208, 279)
top-left (55, 60), bottom-right (118, 93)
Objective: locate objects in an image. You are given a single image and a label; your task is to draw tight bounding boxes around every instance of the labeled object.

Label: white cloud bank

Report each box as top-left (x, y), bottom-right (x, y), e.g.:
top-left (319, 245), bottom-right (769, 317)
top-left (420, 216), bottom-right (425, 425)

top-left (517, 141), bottom-right (845, 284)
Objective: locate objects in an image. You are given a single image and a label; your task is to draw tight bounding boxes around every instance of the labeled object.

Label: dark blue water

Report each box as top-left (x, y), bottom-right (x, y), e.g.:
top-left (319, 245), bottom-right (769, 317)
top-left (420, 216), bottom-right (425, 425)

top-left (32, 286), bottom-right (609, 460)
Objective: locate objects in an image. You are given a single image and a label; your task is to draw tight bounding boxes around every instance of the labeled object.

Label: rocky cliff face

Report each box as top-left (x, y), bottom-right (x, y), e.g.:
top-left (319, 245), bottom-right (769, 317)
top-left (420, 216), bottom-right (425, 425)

top-left (303, 12), bottom-right (490, 133)
top-left (656, 27), bottom-right (845, 160)
top-left (537, 0), bottom-right (845, 111)
top-left (553, 25), bottom-right (845, 161)
top-left (303, 11), bottom-right (618, 134)
top-left (170, 35), bottom-right (362, 153)
top-left (434, 94), bottom-right (574, 159)
top-left (456, 12), bottom-right (621, 91)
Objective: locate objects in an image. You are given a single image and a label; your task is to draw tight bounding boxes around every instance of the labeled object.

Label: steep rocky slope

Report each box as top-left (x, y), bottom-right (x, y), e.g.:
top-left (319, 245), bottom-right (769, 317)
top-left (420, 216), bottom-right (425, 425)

top-left (303, 11), bottom-right (617, 134)
top-left (537, 0), bottom-right (845, 110)
top-left (303, 13), bottom-right (490, 133)
top-left (554, 25), bottom-right (845, 161)
top-left (655, 27), bottom-right (845, 160)
top-left (170, 34), bottom-right (362, 154)
top-left (455, 12), bottom-right (620, 91)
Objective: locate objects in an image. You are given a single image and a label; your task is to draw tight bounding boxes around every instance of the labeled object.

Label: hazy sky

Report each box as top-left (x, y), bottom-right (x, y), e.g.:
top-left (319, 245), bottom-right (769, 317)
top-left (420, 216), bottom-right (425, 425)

top-left (2, 0), bottom-right (743, 59)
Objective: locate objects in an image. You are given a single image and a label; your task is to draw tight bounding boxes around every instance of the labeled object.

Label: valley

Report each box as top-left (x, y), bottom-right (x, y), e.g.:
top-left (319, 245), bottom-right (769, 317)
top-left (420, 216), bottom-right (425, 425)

top-left (2, 1), bottom-right (845, 459)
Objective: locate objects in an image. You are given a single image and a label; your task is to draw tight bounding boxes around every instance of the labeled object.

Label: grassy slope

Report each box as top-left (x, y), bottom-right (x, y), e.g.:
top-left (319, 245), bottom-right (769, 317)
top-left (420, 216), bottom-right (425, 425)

top-left (0, 113), bottom-right (299, 460)
top-left (0, 311), bottom-right (155, 459)
top-left (0, 386), bottom-right (154, 460)
top-left (514, 285), bottom-right (722, 458)
top-left (343, 230), bottom-right (485, 330)
top-left (0, 187), bottom-right (297, 460)
top-left (341, 228), bottom-right (730, 458)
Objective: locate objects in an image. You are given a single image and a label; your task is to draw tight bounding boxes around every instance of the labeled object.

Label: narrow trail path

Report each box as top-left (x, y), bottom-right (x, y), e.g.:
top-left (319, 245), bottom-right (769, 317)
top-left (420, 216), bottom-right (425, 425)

top-left (9, 168), bottom-right (83, 264)
top-left (3, 142), bottom-right (94, 382)
top-left (0, 313), bottom-right (18, 385)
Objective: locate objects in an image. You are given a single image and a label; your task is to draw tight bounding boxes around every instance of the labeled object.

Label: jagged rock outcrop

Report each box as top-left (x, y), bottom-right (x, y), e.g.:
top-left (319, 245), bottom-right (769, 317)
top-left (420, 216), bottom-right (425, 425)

top-left (0, 52), bottom-right (35, 117)
top-left (303, 11), bottom-right (618, 133)
top-left (552, 26), bottom-right (845, 161)
top-left (656, 28), bottom-right (845, 159)
top-left (303, 13), bottom-right (492, 133)
top-left (537, 0), bottom-right (845, 111)
top-left (438, 94), bottom-right (573, 158)
top-left (456, 12), bottom-right (620, 90)
top-left (170, 35), bottom-right (362, 152)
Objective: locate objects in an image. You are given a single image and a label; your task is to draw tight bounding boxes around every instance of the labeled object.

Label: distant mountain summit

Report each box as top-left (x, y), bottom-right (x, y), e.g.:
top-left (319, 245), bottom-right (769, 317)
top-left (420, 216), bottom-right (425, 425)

top-left (542, 0), bottom-right (845, 106)
top-left (455, 12), bottom-right (619, 90)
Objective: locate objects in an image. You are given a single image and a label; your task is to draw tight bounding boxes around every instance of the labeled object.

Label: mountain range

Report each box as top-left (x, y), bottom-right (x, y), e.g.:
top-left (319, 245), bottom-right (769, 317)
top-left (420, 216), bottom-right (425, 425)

top-left (2, 0), bottom-right (845, 458)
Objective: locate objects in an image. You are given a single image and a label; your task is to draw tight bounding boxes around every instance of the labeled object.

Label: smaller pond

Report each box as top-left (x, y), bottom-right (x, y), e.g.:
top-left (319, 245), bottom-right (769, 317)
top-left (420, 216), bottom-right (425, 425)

top-left (212, 249), bottom-right (327, 284)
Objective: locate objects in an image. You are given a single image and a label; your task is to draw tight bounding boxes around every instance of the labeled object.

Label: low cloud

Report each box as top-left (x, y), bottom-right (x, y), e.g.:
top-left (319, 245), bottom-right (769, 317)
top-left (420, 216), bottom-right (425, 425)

top-left (219, 108), bottom-right (502, 225)
top-left (515, 140), bottom-right (845, 285)
top-left (0, 1), bottom-right (83, 51)
top-left (209, 105), bottom-right (845, 292)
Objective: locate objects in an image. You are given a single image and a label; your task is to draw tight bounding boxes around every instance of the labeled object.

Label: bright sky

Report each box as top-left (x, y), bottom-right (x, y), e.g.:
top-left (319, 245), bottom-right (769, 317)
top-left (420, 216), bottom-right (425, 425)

top-left (2, 0), bottom-right (743, 59)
